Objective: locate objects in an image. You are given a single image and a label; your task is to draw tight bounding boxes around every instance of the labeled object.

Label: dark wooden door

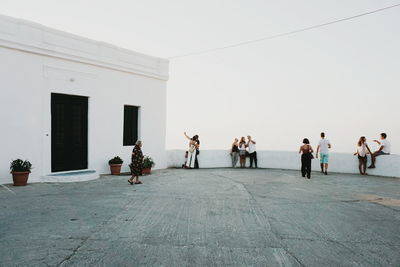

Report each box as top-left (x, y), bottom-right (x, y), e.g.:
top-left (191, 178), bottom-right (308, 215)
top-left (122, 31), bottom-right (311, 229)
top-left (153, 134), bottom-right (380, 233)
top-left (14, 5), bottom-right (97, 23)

top-left (51, 93), bottom-right (88, 172)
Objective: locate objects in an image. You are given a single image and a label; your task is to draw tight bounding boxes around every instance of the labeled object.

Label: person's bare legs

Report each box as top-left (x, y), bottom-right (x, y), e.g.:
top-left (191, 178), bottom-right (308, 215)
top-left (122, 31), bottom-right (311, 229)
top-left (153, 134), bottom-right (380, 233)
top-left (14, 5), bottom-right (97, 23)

top-left (324, 163), bottom-right (328, 174)
top-left (320, 163), bottom-right (324, 173)
top-left (358, 158), bottom-right (363, 175)
top-left (135, 175), bottom-right (141, 183)
top-left (129, 175), bottom-right (141, 184)
top-left (362, 158), bottom-right (367, 174)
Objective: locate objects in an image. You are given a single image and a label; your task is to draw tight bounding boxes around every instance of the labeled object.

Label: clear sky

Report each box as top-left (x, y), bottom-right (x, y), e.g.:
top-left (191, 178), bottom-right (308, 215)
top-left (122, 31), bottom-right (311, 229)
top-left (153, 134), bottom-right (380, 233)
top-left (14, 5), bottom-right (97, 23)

top-left (1, 0), bottom-right (399, 154)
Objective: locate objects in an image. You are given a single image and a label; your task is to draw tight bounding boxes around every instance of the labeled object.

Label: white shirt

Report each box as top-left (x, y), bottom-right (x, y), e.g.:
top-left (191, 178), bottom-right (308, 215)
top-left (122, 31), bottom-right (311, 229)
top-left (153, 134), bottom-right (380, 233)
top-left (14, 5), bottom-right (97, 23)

top-left (247, 141), bottom-right (256, 153)
top-left (239, 143), bottom-right (247, 151)
top-left (357, 142), bottom-right (369, 157)
top-left (381, 139), bottom-right (391, 154)
top-left (318, 138), bottom-right (331, 154)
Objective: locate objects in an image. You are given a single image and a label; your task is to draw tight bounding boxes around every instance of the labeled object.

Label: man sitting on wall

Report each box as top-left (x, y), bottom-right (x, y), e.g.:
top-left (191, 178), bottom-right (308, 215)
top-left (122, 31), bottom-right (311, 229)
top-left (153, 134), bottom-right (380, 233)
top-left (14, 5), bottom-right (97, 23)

top-left (368, 133), bottom-right (391, 169)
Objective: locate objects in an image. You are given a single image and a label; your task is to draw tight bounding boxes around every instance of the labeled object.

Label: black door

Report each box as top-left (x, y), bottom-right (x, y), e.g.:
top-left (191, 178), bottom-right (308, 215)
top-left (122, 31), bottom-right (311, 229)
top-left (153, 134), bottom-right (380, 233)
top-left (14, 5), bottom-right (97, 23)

top-left (51, 93), bottom-right (88, 172)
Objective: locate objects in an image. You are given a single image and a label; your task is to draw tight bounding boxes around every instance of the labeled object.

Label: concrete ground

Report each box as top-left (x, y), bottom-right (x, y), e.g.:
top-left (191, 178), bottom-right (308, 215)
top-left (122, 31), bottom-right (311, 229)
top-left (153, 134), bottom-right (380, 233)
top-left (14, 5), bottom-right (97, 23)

top-left (0, 169), bottom-right (399, 267)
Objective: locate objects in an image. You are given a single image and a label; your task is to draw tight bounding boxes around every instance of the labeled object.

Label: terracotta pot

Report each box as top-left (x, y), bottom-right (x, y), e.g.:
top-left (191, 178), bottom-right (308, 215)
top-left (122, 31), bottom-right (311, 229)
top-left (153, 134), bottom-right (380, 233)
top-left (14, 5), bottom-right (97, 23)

top-left (142, 168), bottom-right (151, 175)
top-left (110, 164), bottom-right (122, 175)
top-left (12, 171), bottom-right (30, 186)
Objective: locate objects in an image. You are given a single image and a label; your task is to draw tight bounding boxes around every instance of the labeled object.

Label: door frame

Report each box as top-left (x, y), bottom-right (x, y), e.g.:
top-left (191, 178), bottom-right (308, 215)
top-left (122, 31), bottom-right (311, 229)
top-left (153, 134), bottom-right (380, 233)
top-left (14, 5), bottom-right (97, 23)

top-left (50, 92), bottom-right (89, 173)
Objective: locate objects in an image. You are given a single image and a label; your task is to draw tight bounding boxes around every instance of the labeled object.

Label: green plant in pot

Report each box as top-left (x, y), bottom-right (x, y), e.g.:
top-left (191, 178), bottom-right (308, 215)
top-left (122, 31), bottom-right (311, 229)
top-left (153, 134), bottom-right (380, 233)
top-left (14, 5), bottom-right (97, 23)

top-left (108, 156), bottom-right (124, 175)
top-left (142, 156), bottom-right (155, 175)
top-left (10, 159), bottom-right (32, 186)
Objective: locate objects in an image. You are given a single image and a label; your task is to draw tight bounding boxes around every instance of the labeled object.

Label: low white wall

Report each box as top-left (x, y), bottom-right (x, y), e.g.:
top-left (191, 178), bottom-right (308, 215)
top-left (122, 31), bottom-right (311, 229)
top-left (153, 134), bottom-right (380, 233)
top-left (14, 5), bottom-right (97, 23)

top-left (167, 150), bottom-right (400, 178)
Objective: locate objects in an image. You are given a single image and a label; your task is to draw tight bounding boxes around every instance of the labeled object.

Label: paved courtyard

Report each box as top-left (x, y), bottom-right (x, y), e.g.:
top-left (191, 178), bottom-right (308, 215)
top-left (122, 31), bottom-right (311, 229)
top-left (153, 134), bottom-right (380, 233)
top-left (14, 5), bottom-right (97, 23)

top-left (1, 168), bottom-right (399, 266)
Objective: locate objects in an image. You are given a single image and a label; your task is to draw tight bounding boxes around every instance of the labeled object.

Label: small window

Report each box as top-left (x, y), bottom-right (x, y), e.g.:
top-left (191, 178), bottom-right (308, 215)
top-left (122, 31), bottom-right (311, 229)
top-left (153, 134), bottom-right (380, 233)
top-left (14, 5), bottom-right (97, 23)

top-left (123, 105), bottom-right (139, 146)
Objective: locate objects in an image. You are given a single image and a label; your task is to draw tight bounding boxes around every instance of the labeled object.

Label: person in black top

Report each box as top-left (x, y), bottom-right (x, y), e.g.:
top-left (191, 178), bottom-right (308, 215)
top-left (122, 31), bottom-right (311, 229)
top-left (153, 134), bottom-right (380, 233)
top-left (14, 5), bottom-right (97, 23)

top-left (193, 135), bottom-right (200, 169)
top-left (299, 138), bottom-right (314, 179)
top-left (230, 138), bottom-right (239, 168)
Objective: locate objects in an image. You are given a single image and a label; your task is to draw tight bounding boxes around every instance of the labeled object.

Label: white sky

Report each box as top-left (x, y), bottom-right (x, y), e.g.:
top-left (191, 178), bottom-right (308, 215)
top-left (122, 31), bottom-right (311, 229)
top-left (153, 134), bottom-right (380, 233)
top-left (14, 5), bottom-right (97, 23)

top-left (1, 0), bottom-right (399, 154)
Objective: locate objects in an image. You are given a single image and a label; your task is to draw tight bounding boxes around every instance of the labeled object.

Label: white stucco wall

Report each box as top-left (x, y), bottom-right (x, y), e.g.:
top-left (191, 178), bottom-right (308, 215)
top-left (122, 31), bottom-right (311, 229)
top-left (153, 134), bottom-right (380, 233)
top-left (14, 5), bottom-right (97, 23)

top-left (0, 14), bottom-right (168, 184)
top-left (167, 150), bottom-right (400, 178)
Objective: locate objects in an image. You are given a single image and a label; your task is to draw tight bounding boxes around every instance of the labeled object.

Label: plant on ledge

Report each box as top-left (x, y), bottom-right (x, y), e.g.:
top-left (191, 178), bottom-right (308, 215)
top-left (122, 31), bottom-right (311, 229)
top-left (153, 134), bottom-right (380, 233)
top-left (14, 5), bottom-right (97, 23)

top-left (10, 159), bottom-right (32, 186)
top-left (108, 156), bottom-right (124, 175)
top-left (142, 156), bottom-right (155, 175)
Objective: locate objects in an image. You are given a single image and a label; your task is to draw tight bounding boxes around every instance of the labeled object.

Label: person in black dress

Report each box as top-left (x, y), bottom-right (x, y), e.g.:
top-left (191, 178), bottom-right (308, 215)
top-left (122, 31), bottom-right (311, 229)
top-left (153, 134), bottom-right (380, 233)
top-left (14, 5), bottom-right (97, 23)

top-left (128, 140), bottom-right (144, 185)
top-left (194, 135), bottom-right (200, 169)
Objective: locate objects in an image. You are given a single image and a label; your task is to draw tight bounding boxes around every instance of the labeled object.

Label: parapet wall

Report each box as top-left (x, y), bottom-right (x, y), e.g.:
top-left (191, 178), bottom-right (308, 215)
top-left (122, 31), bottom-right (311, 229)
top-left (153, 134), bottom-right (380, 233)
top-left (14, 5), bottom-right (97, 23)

top-left (167, 150), bottom-right (400, 178)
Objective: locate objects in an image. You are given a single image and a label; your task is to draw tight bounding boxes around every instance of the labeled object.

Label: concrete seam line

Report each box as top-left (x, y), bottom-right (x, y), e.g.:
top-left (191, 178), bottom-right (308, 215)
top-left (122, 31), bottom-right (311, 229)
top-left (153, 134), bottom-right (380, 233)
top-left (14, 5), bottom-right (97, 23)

top-left (56, 195), bottom-right (141, 266)
top-left (0, 184), bottom-right (16, 195)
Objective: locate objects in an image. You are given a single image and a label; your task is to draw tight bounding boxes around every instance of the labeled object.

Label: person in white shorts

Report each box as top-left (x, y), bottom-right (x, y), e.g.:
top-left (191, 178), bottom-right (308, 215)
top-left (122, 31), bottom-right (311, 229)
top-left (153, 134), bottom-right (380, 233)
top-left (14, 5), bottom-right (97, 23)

top-left (316, 132), bottom-right (331, 175)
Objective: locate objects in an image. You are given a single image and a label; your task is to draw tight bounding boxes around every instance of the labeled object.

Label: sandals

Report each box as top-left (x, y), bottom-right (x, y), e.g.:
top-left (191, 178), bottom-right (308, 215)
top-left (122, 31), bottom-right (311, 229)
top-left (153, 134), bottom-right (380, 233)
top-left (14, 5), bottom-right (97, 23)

top-left (128, 179), bottom-right (142, 185)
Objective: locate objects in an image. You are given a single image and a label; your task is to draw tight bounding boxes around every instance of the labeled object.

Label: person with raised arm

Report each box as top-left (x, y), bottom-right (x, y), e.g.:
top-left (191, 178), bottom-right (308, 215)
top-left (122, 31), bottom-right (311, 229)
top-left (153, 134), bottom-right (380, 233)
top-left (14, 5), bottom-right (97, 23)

top-left (368, 133), bottom-right (391, 169)
top-left (247, 135), bottom-right (258, 168)
top-left (184, 132), bottom-right (199, 169)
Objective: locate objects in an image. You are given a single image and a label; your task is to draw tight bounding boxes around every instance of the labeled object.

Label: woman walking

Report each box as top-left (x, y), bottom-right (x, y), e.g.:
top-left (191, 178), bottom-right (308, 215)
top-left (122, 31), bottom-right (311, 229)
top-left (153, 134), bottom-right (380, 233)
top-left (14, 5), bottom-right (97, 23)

top-left (299, 138), bottom-right (314, 179)
top-left (128, 140), bottom-right (144, 185)
top-left (354, 136), bottom-right (373, 175)
top-left (238, 137), bottom-right (247, 168)
top-left (230, 138), bottom-right (240, 168)
top-left (184, 132), bottom-right (198, 169)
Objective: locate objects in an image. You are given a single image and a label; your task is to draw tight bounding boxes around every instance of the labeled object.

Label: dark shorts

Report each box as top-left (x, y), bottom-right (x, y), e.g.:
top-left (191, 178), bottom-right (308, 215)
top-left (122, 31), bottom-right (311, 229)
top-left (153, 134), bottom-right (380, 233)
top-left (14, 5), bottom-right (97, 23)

top-left (358, 155), bottom-right (367, 160)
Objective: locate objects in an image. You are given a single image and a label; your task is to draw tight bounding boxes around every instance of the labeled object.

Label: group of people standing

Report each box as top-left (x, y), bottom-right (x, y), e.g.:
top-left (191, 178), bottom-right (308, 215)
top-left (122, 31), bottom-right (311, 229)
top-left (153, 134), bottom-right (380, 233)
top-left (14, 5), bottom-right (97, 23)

top-left (127, 132), bottom-right (392, 185)
top-left (230, 136), bottom-right (258, 168)
top-left (182, 130), bottom-right (392, 178)
top-left (299, 132), bottom-right (391, 179)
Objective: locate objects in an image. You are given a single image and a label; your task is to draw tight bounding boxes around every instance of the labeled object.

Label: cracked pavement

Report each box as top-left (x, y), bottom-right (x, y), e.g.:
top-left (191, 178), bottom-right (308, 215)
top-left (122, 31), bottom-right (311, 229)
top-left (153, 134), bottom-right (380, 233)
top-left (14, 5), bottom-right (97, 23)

top-left (0, 168), bottom-right (399, 266)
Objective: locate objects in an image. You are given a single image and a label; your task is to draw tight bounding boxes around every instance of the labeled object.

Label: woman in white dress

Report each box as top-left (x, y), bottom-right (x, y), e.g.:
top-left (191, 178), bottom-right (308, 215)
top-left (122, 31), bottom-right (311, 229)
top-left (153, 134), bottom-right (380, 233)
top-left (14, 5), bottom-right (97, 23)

top-left (354, 136), bottom-right (373, 175)
top-left (184, 132), bottom-right (198, 169)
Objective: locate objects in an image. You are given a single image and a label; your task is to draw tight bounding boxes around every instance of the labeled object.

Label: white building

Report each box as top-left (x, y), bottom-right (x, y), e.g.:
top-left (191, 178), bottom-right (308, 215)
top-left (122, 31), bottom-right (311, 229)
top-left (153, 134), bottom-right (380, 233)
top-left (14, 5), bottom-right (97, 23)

top-left (0, 14), bottom-right (169, 184)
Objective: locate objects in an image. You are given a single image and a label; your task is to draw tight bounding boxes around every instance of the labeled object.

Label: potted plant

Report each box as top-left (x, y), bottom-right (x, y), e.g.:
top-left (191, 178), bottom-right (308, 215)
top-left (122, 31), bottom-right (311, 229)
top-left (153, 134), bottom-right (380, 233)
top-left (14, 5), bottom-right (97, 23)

top-left (108, 156), bottom-right (124, 175)
top-left (10, 159), bottom-right (32, 186)
top-left (142, 156), bottom-right (155, 175)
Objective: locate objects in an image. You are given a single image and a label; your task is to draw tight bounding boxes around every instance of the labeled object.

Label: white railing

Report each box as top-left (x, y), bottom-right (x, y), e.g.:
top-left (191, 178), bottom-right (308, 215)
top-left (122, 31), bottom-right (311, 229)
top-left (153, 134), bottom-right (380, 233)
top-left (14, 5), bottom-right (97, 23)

top-left (167, 150), bottom-right (400, 178)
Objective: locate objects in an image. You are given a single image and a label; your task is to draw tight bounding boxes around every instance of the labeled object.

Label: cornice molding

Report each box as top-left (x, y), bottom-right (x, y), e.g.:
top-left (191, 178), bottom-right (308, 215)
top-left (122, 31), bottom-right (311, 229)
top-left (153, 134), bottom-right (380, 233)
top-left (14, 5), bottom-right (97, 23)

top-left (0, 14), bottom-right (169, 81)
